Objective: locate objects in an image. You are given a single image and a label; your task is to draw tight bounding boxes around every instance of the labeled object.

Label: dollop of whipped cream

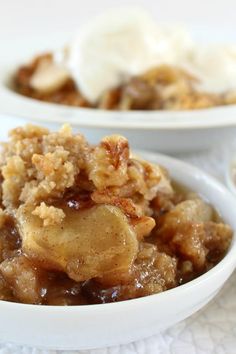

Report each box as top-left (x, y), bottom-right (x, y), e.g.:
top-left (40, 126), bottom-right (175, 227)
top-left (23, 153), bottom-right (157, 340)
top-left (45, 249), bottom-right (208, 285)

top-left (50, 8), bottom-right (236, 102)
top-left (185, 45), bottom-right (236, 93)
top-left (55, 8), bottom-right (194, 103)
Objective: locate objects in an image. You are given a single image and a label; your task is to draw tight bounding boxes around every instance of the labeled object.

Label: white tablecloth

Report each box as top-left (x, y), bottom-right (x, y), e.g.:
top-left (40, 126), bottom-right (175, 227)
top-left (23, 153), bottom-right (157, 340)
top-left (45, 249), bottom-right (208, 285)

top-left (0, 120), bottom-right (236, 354)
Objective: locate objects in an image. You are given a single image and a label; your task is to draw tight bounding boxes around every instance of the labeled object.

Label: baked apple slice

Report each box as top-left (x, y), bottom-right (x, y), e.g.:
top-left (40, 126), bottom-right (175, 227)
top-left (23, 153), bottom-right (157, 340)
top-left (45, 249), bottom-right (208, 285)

top-left (16, 204), bottom-right (144, 284)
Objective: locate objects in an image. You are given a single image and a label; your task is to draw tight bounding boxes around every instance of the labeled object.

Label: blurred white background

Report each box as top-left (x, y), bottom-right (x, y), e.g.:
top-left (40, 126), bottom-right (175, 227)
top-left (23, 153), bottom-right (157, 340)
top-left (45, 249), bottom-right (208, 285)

top-left (1, 0), bottom-right (236, 40)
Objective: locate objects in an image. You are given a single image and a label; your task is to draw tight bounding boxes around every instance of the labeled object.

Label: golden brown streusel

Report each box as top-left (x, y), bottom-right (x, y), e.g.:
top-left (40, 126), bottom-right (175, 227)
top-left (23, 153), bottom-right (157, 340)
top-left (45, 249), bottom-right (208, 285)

top-left (32, 202), bottom-right (65, 226)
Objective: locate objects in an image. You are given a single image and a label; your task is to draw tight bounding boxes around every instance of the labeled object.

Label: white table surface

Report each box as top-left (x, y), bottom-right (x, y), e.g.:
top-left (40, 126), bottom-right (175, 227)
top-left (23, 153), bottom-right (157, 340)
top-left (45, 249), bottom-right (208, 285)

top-left (0, 116), bottom-right (236, 353)
top-left (1, 0), bottom-right (236, 40)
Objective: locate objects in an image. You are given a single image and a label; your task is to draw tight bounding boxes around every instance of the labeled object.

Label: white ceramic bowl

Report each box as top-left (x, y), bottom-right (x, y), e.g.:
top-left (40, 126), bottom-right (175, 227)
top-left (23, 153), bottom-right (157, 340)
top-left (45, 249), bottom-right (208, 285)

top-left (1, 28), bottom-right (236, 153)
top-left (225, 153), bottom-right (236, 196)
top-left (0, 150), bottom-right (235, 350)
top-left (1, 68), bottom-right (236, 153)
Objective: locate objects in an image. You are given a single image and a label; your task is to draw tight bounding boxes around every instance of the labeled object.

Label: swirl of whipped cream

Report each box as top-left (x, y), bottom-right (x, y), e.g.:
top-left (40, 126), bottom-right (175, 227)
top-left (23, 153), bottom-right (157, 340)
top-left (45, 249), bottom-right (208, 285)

top-left (55, 8), bottom-right (194, 103)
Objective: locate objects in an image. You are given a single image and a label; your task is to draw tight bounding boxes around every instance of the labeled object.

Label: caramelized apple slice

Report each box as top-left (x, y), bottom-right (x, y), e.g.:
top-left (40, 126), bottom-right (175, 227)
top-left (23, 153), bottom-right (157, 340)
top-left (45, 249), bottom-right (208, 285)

top-left (155, 199), bottom-right (216, 270)
top-left (17, 204), bottom-right (139, 283)
top-left (0, 255), bottom-right (46, 304)
top-left (162, 199), bottom-right (213, 227)
top-left (30, 59), bottom-right (70, 94)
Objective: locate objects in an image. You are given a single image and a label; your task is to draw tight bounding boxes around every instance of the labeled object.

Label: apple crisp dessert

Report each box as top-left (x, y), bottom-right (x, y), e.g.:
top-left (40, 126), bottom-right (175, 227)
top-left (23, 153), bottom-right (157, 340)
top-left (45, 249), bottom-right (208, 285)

top-left (13, 54), bottom-right (236, 111)
top-left (0, 124), bottom-right (232, 305)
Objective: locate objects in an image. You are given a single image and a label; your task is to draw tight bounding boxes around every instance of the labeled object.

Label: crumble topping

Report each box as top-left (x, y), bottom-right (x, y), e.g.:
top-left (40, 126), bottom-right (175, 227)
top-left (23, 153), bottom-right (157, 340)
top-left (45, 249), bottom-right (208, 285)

top-left (32, 202), bottom-right (66, 226)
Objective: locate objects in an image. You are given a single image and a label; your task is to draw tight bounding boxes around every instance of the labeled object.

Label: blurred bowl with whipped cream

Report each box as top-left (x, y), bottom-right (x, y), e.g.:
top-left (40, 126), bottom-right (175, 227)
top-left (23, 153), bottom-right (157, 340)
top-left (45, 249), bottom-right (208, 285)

top-left (0, 7), bottom-right (236, 153)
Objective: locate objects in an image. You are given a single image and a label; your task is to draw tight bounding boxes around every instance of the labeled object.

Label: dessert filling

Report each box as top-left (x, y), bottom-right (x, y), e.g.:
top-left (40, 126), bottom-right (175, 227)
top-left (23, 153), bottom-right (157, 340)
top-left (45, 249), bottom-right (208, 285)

top-left (14, 9), bottom-right (236, 110)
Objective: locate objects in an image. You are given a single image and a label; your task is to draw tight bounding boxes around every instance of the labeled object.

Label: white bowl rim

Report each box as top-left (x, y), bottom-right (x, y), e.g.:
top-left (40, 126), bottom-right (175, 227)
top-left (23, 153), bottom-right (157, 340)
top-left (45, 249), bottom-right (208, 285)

top-left (1, 64), bottom-right (236, 130)
top-left (225, 154), bottom-right (236, 196)
top-left (0, 151), bottom-right (235, 312)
